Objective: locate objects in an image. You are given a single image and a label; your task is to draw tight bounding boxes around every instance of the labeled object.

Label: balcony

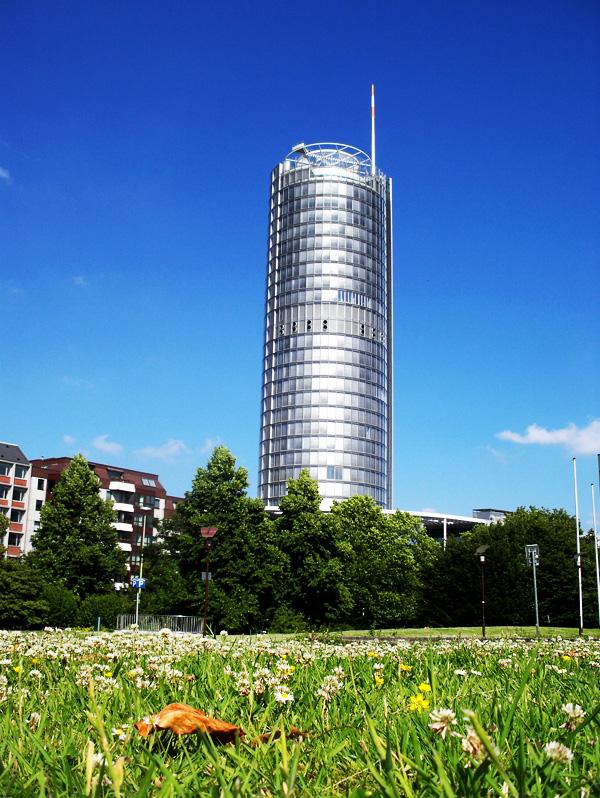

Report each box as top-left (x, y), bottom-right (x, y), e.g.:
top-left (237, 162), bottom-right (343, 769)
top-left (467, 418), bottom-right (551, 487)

top-left (14, 478), bottom-right (28, 487)
top-left (12, 501), bottom-right (25, 510)
top-left (118, 541), bottom-right (132, 552)
top-left (0, 498), bottom-right (7, 507)
top-left (109, 480), bottom-right (135, 493)
top-left (9, 522), bottom-right (23, 532)
top-left (6, 545), bottom-right (21, 557)
top-left (114, 522), bottom-right (133, 533)
top-left (113, 501), bottom-right (135, 513)
top-left (0, 476), bottom-right (10, 485)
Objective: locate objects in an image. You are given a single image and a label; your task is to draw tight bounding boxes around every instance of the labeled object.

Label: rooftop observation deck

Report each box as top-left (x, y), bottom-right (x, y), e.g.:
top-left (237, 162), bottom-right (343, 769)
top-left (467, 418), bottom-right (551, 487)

top-left (282, 142), bottom-right (381, 180)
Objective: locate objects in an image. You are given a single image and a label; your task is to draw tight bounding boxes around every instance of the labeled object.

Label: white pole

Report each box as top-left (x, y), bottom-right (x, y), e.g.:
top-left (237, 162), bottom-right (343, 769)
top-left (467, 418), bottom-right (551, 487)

top-left (371, 83), bottom-right (376, 176)
top-left (591, 483), bottom-right (600, 627)
top-left (573, 458), bottom-right (584, 635)
top-left (134, 511), bottom-right (147, 626)
top-left (531, 554), bottom-right (540, 633)
top-left (443, 516), bottom-right (447, 551)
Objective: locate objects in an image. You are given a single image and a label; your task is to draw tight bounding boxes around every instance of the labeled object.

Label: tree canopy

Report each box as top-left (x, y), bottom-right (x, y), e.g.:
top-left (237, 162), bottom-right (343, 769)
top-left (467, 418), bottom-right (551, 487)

top-left (28, 454), bottom-right (126, 597)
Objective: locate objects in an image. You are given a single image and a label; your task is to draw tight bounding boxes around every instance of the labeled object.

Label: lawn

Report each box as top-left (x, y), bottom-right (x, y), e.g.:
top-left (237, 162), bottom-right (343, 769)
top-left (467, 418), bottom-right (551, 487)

top-left (0, 629), bottom-right (598, 796)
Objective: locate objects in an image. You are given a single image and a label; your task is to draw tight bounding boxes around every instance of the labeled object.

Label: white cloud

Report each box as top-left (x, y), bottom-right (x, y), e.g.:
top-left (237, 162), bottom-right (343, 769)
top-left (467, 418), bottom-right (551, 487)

top-left (136, 438), bottom-right (189, 461)
top-left (63, 434), bottom-right (76, 445)
top-left (0, 167), bottom-right (11, 184)
top-left (199, 436), bottom-right (222, 454)
top-left (93, 434), bottom-right (124, 455)
top-left (497, 420), bottom-right (600, 455)
top-left (486, 445), bottom-right (508, 464)
top-left (62, 375), bottom-right (95, 390)
top-left (72, 275), bottom-right (88, 287)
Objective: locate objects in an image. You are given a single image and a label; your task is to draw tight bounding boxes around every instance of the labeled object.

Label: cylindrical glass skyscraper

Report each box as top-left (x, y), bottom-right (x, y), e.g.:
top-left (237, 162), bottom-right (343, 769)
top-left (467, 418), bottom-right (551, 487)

top-left (258, 143), bottom-right (393, 509)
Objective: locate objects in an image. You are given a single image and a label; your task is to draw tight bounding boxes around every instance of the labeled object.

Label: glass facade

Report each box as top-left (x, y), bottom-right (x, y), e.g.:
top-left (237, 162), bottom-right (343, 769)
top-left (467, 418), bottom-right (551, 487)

top-left (259, 143), bottom-right (393, 509)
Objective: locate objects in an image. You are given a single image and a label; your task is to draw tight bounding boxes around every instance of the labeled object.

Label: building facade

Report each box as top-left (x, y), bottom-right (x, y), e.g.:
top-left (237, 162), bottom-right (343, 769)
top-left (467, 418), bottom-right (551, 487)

top-left (258, 143), bottom-right (393, 509)
top-left (0, 442), bottom-right (32, 557)
top-left (26, 457), bottom-right (180, 579)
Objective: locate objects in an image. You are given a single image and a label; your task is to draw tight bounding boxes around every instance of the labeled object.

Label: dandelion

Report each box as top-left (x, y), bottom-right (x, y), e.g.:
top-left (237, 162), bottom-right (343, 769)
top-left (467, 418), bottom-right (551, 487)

top-left (12, 666), bottom-right (21, 674)
top-left (428, 708), bottom-right (457, 739)
top-left (561, 703), bottom-right (585, 731)
top-left (409, 693), bottom-right (430, 712)
top-left (399, 663), bottom-right (412, 672)
top-left (418, 682), bottom-right (431, 693)
top-left (274, 686), bottom-right (294, 703)
top-left (544, 741), bottom-right (574, 765)
top-left (562, 655), bottom-right (572, 662)
top-left (374, 674), bottom-right (384, 686)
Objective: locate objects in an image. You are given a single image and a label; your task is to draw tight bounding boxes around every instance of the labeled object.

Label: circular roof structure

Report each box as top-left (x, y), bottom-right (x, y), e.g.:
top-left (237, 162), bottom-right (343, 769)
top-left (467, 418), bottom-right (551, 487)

top-left (284, 142), bottom-right (373, 176)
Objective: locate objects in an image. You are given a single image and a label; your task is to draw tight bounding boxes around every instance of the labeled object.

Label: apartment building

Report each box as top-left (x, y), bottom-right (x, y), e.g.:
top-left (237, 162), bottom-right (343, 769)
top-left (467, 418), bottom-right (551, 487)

top-left (0, 442), bottom-right (32, 557)
top-left (27, 457), bottom-right (180, 578)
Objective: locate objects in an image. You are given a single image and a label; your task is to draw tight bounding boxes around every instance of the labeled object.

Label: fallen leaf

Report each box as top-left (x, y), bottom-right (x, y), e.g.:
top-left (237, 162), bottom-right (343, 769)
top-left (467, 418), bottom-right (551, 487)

top-left (134, 703), bottom-right (243, 743)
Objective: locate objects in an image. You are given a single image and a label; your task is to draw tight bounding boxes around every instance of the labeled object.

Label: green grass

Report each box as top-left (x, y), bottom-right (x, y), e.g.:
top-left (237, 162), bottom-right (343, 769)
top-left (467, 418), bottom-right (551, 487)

top-left (336, 626), bottom-right (600, 639)
top-left (0, 629), bottom-right (598, 796)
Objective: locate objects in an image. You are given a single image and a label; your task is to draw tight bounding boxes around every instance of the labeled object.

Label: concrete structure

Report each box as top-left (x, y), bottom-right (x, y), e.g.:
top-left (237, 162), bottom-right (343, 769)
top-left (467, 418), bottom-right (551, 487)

top-left (27, 457), bottom-right (180, 579)
top-left (258, 142), bottom-right (393, 509)
top-left (0, 442), bottom-right (32, 557)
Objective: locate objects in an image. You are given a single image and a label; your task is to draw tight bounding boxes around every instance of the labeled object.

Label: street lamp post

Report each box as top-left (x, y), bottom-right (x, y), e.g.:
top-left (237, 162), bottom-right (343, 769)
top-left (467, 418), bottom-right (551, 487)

top-left (525, 544), bottom-right (540, 635)
top-left (475, 545), bottom-right (489, 639)
top-left (134, 511), bottom-right (148, 627)
top-left (200, 526), bottom-right (217, 636)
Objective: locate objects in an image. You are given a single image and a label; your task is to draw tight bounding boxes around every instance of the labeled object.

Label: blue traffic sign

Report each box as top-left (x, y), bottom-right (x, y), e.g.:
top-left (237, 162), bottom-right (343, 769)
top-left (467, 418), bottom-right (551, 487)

top-left (131, 577), bottom-right (146, 589)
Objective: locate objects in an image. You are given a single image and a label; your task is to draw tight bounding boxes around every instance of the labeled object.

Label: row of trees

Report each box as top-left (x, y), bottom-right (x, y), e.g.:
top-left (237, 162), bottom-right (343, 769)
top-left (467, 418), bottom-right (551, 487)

top-left (1, 448), bottom-right (599, 631)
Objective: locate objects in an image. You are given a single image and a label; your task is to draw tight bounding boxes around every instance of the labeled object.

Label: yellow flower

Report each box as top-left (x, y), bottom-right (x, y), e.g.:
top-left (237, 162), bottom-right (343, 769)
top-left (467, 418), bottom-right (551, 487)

top-left (12, 666), bottom-right (21, 674)
top-left (367, 651), bottom-right (377, 658)
top-left (409, 693), bottom-right (430, 712)
top-left (105, 672), bottom-right (113, 678)
top-left (399, 663), bottom-right (412, 672)
top-left (561, 655), bottom-right (572, 662)
top-left (127, 669), bottom-right (138, 679)
top-left (374, 675), bottom-right (384, 686)
top-left (418, 682), bottom-right (432, 693)
top-left (30, 658), bottom-right (40, 664)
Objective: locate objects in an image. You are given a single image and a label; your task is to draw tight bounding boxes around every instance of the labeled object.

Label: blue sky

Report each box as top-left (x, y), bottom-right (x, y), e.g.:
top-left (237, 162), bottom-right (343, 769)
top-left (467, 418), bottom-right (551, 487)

top-left (1, 0), bottom-right (598, 521)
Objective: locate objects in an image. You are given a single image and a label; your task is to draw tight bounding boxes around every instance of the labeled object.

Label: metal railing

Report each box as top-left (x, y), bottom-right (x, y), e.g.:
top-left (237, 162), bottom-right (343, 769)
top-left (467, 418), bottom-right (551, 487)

top-left (116, 613), bottom-right (204, 634)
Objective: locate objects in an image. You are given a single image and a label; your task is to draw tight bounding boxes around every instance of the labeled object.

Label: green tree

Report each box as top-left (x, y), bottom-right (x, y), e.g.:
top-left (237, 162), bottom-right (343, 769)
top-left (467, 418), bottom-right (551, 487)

top-left (275, 470), bottom-right (353, 627)
top-left (161, 446), bottom-right (284, 632)
top-left (422, 507), bottom-right (599, 628)
top-left (0, 549), bottom-right (49, 630)
top-left (28, 454), bottom-right (126, 597)
top-left (330, 495), bottom-right (437, 628)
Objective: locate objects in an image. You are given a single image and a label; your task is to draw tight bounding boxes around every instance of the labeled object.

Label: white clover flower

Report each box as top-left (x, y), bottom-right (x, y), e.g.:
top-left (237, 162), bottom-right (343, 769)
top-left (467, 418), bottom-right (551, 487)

top-left (544, 741), bottom-right (574, 765)
top-left (454, 668), bottom-right (467, 676)
top-left (428, 708), bottom-right (457, 739)
top-left (560, 703), bottom-right (585, 731)
top-left (28, 712), bottom-right (41, 730)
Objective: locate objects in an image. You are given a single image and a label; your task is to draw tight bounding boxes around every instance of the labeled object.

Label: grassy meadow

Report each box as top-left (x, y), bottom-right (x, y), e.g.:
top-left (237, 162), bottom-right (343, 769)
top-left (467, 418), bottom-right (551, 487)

top-left (0, 629), bottom-right (598, 796)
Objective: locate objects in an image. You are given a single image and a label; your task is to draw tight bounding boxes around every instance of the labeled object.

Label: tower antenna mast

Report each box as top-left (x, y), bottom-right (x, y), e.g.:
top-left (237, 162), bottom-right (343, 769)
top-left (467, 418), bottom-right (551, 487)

top-left (371, 83), bottom-right (376, 176)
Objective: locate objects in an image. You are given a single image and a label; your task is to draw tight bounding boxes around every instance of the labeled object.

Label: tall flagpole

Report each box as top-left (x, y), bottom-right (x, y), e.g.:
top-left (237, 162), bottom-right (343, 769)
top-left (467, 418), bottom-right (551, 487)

top-left (371, 84), bottom-right (376, 176)
top-left (573, 458), bottom-right (584, 635)
top-left (592, 482), bottom-right (600, 627)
